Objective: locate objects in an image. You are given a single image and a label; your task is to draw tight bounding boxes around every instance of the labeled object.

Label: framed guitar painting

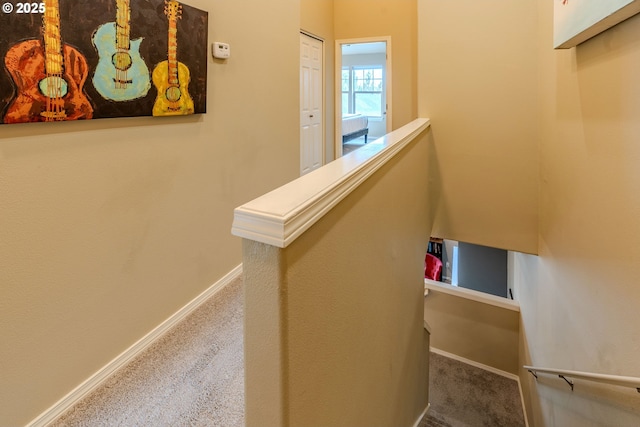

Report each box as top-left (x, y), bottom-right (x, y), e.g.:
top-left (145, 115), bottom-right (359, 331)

top-left (0, 0), bottom-right (208, 125)
top-left (555, 0), bottom-right (640, 48)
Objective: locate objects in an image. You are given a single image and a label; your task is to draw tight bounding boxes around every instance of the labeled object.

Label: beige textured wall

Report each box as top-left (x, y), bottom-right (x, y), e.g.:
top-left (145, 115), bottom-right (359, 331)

top-left (418, 0), bottom-right (539, 254)
top-left (243, 130), bottom-right (432, 427)
top-left (515, 1), bottom-right (640, 425)
top-left (334, 0), bottom-right (418, 130)
top-left (424, 291), bottom-right (520, 375)
top-left (0, 0), bottom-right (300, 424)
top-left (301, 0), bottom-right (336, 161)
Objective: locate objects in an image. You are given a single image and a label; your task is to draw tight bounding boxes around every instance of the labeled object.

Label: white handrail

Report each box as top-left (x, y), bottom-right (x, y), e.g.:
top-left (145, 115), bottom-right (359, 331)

top-left (232, 118), bottom-right (430, 248)
top-left (524, 365), bottom-right (640, 393)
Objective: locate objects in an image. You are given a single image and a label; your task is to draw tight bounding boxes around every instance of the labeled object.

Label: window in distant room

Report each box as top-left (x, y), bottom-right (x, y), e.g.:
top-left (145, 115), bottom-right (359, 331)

top-left (342, 66), bottom-right (383, 118)
top-left (342, 67), bottom-right (351, 116)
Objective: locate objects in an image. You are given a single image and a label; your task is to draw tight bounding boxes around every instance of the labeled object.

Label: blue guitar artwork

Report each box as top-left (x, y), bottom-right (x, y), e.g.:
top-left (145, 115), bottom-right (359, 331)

top-left (92, 0), bottom-right (151, 101)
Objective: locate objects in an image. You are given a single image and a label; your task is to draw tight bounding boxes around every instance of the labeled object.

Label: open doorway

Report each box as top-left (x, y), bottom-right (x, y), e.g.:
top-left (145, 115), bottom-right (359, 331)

top-left (335, 37), bottom-right (392, 157)
top-left (427, 238), bottom-right (525, 301)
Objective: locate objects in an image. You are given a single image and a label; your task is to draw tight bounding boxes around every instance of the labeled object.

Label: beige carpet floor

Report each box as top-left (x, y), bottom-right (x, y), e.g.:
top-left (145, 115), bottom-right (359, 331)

top-left (50, 275), bottom-right (525, 427)
top-left (420, 352), bottom-right (526, 427)
top-left (50, 276), bottom-right (245, 427)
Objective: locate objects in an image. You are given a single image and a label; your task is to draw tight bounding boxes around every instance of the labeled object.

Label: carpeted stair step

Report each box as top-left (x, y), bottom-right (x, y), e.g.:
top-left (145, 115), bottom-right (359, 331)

top-left (421, 352), bottom-right (526, 427)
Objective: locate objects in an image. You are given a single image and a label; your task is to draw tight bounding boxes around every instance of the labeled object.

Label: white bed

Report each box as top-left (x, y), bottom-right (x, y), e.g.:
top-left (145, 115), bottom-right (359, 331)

top-left (342, 114), bottom-right (369, 143)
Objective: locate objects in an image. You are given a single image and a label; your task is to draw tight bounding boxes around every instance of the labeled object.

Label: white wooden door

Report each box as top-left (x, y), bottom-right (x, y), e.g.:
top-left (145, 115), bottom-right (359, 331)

top-left (300, 33), bottom-right (323, 175)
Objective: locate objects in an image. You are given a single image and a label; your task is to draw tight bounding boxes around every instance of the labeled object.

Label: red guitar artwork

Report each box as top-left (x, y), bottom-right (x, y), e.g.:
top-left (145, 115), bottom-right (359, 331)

top-left (3, 0), bottom-right (93, 123)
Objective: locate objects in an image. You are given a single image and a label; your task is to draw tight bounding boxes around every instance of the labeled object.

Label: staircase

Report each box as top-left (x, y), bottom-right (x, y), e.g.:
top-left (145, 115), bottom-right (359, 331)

top-left (421, 351), bottom-right (526, 427)
top-left (47, 276), bottom-right (526, 427)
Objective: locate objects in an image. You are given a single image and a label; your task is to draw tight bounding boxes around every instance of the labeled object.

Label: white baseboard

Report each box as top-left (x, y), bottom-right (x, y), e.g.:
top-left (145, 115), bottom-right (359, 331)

top-left (412, 403), bottom-right (430, 427)
top-left (518, 375), bottom-right (530, 427)
top-left (26, 265), bottom-right (243, 427)
top-left (430, 347), bottom-right (519, 381)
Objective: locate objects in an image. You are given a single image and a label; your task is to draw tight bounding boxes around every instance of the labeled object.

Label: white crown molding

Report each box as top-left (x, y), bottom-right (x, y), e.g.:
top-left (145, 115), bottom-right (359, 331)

top-left (232, 118), bottom-right (431, 248)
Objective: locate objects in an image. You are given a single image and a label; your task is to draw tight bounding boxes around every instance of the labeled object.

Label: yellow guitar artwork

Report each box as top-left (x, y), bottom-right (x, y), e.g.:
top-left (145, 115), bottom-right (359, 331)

top-left (152, 0), bottom-right (194, 116)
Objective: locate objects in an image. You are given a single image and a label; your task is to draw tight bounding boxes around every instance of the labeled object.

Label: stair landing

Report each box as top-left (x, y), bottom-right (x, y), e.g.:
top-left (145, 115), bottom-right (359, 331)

top-left (420, 351), bottom-right (526, 427)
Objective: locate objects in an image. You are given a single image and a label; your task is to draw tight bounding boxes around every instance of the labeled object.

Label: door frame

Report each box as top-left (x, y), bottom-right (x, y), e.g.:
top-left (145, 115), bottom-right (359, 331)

top-left (335, 36), bottom-right (392, 158)
top-left (300, 31), bottom-right (326, 175)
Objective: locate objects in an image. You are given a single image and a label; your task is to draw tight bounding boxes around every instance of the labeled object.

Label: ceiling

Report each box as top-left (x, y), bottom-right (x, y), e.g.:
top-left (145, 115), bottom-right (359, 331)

top-left (342, 42), bottom-right (386, 56)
